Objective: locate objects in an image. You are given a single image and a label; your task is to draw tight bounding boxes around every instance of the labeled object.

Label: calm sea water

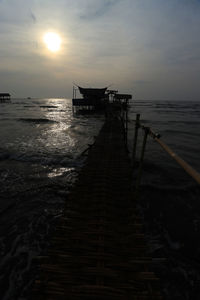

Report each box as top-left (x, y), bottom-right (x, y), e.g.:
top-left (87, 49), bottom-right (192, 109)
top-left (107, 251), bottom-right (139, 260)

top-left (0, 98), bottom-right (200, 299)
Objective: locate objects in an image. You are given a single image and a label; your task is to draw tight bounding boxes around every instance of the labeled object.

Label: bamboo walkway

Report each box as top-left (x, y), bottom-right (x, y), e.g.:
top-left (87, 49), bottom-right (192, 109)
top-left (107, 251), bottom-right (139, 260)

top-left (31, 115), bottom-right (163, 300)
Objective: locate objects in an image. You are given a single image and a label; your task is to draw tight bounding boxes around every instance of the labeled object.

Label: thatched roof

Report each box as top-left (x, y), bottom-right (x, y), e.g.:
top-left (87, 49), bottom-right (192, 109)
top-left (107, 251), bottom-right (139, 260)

top-left (78, 86), bottom-right (107, 99)
top-left (0, 93), bottom-right (10, 96)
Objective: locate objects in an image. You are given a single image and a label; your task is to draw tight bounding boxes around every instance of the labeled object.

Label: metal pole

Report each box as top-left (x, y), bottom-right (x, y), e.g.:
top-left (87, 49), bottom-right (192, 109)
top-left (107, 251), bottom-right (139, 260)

top-left (134, 127), bottom-right (149, 198)
top-left (132, 114), bottom-right (140, 164)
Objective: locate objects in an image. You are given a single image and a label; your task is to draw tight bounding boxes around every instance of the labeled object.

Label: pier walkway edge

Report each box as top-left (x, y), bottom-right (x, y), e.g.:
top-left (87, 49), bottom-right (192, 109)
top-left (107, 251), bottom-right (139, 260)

top-left (31, 113), bottom-right (163, 299)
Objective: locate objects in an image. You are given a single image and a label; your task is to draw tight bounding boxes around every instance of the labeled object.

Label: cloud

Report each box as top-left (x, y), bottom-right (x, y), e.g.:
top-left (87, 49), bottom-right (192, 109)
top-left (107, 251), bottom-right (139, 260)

top-left (78, 0), bottom-right (121, 19)
top-left (0, 0), bottom-right (200, 99)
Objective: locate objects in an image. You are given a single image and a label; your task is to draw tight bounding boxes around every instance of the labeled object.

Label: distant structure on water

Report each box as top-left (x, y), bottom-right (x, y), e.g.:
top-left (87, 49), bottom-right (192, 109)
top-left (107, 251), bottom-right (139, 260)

top-left (72, 85), bottom-right (132, 113)
top-left (0, 93), bottom-right (11, 102)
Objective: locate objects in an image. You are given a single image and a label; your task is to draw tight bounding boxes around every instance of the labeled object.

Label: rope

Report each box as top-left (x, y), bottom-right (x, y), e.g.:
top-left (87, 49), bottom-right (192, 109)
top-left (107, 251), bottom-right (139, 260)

top-left (139, 124), bottom-right (200, 185)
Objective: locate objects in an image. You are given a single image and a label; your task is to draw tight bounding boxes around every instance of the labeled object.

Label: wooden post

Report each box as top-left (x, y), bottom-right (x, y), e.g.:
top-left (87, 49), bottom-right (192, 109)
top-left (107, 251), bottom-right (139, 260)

top-left (132, 114), bottom-right (140, 164)
top-left (125, 108), bottom-right (128, 146)
top-left (134, 127), bottom-right (149, 199)
top-left (72, 86), bottom-right (74, 114)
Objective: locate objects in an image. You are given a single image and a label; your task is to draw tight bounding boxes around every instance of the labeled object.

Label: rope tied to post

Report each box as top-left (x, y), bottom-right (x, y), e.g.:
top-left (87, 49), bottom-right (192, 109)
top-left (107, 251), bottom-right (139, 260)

top-left (133, 114), bottom-right (200, 186)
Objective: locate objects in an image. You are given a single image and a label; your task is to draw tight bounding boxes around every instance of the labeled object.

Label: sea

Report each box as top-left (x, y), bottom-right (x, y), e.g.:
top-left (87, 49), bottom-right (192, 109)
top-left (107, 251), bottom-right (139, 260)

top-left (0, 98), bottom-right (200, 300)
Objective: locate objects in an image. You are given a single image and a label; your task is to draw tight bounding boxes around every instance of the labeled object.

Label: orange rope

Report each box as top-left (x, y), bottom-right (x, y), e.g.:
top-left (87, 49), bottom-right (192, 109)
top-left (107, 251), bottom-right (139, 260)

top-left (155, 137), bottom-right (200, 185)
top-left (139, 124), bottom-right (200, 185)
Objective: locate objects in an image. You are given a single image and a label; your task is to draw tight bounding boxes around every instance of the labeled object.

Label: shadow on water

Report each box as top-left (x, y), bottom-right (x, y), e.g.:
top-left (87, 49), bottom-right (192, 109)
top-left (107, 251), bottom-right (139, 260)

top-left (132, 157), bottom-right (200, 299)
top-left (139, 182), bottom-right (200, 300)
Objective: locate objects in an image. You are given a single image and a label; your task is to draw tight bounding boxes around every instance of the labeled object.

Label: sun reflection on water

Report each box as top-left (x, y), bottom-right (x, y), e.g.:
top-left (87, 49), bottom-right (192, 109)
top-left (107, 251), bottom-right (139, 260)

top-left (39, 99), bottom-right (76, 155)
top-left (47, 167), bottom-right (75, 178)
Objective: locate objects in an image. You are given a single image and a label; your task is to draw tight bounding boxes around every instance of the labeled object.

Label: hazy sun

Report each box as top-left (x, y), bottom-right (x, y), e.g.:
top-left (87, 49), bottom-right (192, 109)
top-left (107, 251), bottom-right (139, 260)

top-left (43, 32), bottom-right (61, 52)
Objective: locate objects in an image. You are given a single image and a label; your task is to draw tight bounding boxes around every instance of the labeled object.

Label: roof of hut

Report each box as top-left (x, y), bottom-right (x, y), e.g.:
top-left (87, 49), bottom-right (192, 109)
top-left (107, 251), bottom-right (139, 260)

top-left (78, 86), bottom-right (107, 99)
top-left (0, 93), bottom-right (10, 96)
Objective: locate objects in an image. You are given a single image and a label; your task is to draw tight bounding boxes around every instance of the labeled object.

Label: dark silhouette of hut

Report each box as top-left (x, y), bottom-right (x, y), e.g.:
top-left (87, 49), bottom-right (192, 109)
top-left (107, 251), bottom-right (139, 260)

top-left (78, 87), bottom-right (107, 100)
top-left (0, 93), bottom-right (11, 101)
top-left (72, 85), bottom-right (132, 113)
top-left (72, 86), bottom-right (108, 111)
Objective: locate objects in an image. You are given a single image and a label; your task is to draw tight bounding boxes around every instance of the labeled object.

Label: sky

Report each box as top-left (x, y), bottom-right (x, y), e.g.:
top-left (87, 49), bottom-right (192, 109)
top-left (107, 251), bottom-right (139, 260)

top-left (0, 0), bottom-right (200, 100)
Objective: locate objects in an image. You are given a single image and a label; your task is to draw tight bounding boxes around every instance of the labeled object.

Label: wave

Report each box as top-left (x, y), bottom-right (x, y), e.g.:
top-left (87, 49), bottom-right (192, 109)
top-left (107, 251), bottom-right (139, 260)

top-left (163, 129), bottom-right (199, 136)
top-left (23, 105), bottom-right (36, 108)
top-left (18, 118), bottom-right (57, 124)
top-left (0, 150), bottom-right (85, 169)
top-left (0, 118), bottom-right (11, 121)
top-left (140, 181), bottom-right (200, 194)
top-left (167, 120), bottom-right (200, 125)
top-left (39, 105), bottom-right (58, 108)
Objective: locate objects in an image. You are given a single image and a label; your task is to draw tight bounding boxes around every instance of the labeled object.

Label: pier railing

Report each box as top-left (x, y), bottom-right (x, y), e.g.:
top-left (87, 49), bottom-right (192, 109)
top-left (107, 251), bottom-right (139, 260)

top-left (133, 114), bottom-right (200, 195)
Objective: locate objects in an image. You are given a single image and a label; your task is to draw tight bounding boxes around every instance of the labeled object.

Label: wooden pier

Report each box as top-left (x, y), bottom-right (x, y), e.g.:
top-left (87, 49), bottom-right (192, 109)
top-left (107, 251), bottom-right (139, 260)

top-left (31, 113), bottom-right (163, 299)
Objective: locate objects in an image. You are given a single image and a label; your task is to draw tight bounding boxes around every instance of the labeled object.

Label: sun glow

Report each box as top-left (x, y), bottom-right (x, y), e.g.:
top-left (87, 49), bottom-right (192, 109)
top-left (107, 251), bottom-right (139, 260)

top-left (43, 32), bottom-right (61, 52)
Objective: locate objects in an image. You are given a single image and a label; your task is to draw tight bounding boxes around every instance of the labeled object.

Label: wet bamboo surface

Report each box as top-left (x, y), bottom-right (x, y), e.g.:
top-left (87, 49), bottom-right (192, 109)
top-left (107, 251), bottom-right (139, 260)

top-left (31, 115), bottom-right (163, 300)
